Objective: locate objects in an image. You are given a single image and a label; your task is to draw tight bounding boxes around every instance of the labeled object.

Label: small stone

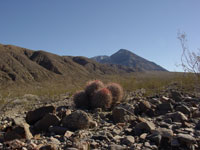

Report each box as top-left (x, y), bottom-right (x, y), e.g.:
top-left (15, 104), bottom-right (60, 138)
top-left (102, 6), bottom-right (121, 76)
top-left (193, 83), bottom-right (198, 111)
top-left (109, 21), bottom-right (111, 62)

top-left (175, 105), bottom-right (191, 116)
top-left (39, 144), bottom-right (57, 150)
top-left (64, 131), bottom-right (74, 138)
top-left (121, 136), bottom-right (135, 146)
top-left (140, 133), bottom-right (148, 140)
top-left (23, 123), bottom-right (33, 140)
top-left (151, 128), bottom-right (173, 139)
top-left (138, 100), bottom-right (151, 112)
top-left (135, 121), bottom-right (155, 135)
top-left (177, 133), bottom-right (196, 144)
top-left (109, 144), bottom-right (126, 150)
top-left (167, 111), bottom-right (188, 122)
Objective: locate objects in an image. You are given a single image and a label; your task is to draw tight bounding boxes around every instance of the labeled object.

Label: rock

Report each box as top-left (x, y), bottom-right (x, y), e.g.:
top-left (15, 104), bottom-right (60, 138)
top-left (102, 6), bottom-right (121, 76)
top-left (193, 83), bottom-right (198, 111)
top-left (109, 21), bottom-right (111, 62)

top-left (171, 90), bottom-right (182, 101)
top-left (151, 128), bottom-right (173, 139)
top-left (177, 133), bottom-right (196, 144)
top-left (26, 106), bottom-right (55, 125)
top-left (147, 134), bottom-right (162, 145)
top-left (34, 113), bottom-right (60, 131)
top-left (135, 121), bottom-right (155, 135)
top-left (112, 104), bottom-right (135, 123)
top-left (109, 144), bottom-right (126, 150)
top-left (175, 105), bottom-right (191, 116)
top-left (64, 131), bottom-right (74, 138)
top-left (138, 100), bottom-right (151, 112)
top-left (167, 112), bottom-right (188, 122)
top-left (62, 110), bottom-right (92, 130)
top-left (72, 140), bottom-right (90, 150)
top-left (157, 102), bottom-right (173, 114)
top-left (4, 126), bottom-right (25, 141)
top-left (49, 126), bottom-right (68, 135)
top-left (23, 123), bottom-right (33, 140)
top-left (121, 136), bottom-right (135, 146)
top-left (171, 138), bottom-right (180, 147)
top-left (196, 120), bottom-right (200, 130)
top-left (3, 139), bottom-right (26, 149)
top-left (39, 144), bottom-right (57, 150)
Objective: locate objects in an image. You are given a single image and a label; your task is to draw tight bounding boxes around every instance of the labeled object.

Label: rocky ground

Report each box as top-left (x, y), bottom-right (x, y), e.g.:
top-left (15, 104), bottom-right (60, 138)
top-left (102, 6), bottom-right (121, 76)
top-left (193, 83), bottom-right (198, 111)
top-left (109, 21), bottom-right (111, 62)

top-left (0, 88), bottom-right (200, 150)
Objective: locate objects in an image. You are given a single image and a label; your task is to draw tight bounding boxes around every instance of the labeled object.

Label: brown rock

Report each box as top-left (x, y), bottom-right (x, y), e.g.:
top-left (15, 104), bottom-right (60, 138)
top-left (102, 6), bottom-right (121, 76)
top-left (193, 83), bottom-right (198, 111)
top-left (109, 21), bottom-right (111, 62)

top-left (23, 123), bottom-right (33, 140)
top-left (112, 104), bottom-right (135, 123)
top-left (26, 106), bottom-right (55, 125)
top-left (34, 113), bottom-right (60, 131)
top-left (4, 126), bottom-right (25, 141)
top-left (135, 121), bottom-right (155, 135)
top-left (62, 110), bottom-right (92, 130)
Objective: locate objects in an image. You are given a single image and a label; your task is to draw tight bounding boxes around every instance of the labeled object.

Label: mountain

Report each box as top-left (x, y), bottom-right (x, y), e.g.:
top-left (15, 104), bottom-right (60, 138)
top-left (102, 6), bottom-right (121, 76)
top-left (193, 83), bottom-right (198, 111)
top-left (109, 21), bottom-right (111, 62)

top-left (0, 44), bottom-right (136, 85)
top-left (92, 49), bottom-right (167, 71)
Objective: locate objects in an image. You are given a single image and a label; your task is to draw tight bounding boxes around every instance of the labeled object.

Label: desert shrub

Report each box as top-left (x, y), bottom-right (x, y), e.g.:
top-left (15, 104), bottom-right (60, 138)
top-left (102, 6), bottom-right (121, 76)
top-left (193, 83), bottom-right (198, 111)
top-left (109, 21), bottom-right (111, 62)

top-left (85, 80), bottom-right (104, 97)
top-left (106, 83), bottom-right (123, 107)
top-left (91, 88), bottom-right (112, 110)
top-left (73, 90), bottom-right (89, 109)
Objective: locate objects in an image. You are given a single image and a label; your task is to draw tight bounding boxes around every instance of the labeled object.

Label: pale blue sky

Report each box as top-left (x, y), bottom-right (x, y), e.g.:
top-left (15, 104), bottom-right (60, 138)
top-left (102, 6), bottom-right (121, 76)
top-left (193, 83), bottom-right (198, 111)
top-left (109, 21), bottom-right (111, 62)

top-left (0, 0), bottom-right (200, 71)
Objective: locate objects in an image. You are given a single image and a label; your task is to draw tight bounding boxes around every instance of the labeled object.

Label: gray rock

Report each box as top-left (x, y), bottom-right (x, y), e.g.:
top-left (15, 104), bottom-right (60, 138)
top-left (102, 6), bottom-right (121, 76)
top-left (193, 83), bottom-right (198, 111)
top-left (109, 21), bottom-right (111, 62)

top-left (138, 100), bottom-right (151, 112)
top-left (49, 126), bottom-right (68, 135)
top-left (151, 128), bottom-right (173, 139)
top-left (135, 121), bottom-right (155, 135)
top-left (167, 111), bottom-right (188, 122)
top-left (34, 113), bottom-right (60, 131)
top-left (121, 136), bottom-right (135, 146)
top-left (177, 133), bottom-right (196, 144)
top-left (147, 134), bottom-right (162, 145)
top-left (62, 110), bottom-right (92, 130)
top-left (26, 106), bottom-right (55, 125)
top-left (175, 105), bottom-right (191, 116)
top-left (157, 102), bottom-right (173, 114)
top-left (109, 144), bottom-right (126, 150)
top-left (112, 104), bottom-right (135, 123)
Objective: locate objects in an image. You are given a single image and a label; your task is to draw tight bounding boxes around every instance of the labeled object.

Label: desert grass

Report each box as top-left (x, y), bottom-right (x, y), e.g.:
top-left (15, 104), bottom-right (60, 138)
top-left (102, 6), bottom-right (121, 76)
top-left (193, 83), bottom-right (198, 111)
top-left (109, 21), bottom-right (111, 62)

top-left (0, 71), bottom-right (198, 109)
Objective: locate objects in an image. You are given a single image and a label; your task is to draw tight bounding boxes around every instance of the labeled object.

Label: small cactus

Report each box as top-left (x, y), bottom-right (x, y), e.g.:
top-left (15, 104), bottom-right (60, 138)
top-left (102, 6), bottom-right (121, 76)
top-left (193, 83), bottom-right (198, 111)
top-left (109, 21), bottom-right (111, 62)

top-left (85, 80), bottom-right (104, 97)
top-left (73, 90), bottom-right (89, 109)
top-left (106, 83), bottom-right (123, 107)
top-left (91, 88), bottom-right (112, 110)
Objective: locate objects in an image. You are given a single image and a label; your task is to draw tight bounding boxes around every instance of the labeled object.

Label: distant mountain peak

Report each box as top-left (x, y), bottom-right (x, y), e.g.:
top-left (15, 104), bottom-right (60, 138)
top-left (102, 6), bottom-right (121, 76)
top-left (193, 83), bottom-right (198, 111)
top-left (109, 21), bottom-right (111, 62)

top-left (91, 49), bottom-right (167, 72)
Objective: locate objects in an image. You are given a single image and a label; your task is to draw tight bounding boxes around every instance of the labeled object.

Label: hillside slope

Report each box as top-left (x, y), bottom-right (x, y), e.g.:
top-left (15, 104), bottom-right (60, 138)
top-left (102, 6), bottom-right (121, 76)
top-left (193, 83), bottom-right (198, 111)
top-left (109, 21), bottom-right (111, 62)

top-left (0, 44), bottom-right (135, 85)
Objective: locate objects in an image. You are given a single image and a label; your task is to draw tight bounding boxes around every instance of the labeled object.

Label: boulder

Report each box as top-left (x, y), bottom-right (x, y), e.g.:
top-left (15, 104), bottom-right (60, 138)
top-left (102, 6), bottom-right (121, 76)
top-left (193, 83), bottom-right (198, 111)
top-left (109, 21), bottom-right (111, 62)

top-left (112, 104), bottom-right (135, 123)
top-left (34, 113), bottom-right (60, 132)
top-left (62, 110), bottom-right (93, 130)
top-left (26, 106), bottom-right (55, 125)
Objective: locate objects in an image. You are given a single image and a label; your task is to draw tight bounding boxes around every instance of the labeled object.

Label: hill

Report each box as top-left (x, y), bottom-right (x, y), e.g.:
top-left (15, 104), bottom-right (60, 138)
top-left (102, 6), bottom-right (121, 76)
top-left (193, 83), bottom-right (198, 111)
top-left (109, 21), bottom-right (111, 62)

top-left (0, 44), bottom-right (136, 86)
top-left (92, 49), bottom-right (167, 71)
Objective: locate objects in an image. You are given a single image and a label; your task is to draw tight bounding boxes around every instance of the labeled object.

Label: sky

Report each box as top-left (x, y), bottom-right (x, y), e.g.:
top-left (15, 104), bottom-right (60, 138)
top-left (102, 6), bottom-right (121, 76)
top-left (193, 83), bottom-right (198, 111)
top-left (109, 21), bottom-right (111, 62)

top-left (0, 0), bottom-right (200, 72)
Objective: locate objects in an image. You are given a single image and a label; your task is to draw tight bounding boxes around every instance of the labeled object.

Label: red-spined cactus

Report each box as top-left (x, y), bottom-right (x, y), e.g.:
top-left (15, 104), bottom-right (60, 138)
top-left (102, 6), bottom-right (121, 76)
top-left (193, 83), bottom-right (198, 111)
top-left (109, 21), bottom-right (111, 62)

top-left (73, 90), bottom-right (89, 109)
top-left (85, 80), bottom-right (104, 97)
top-left (106, 83), bottom-right (123, 107)
top-left (91, 88), bottom-right (112, 110)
